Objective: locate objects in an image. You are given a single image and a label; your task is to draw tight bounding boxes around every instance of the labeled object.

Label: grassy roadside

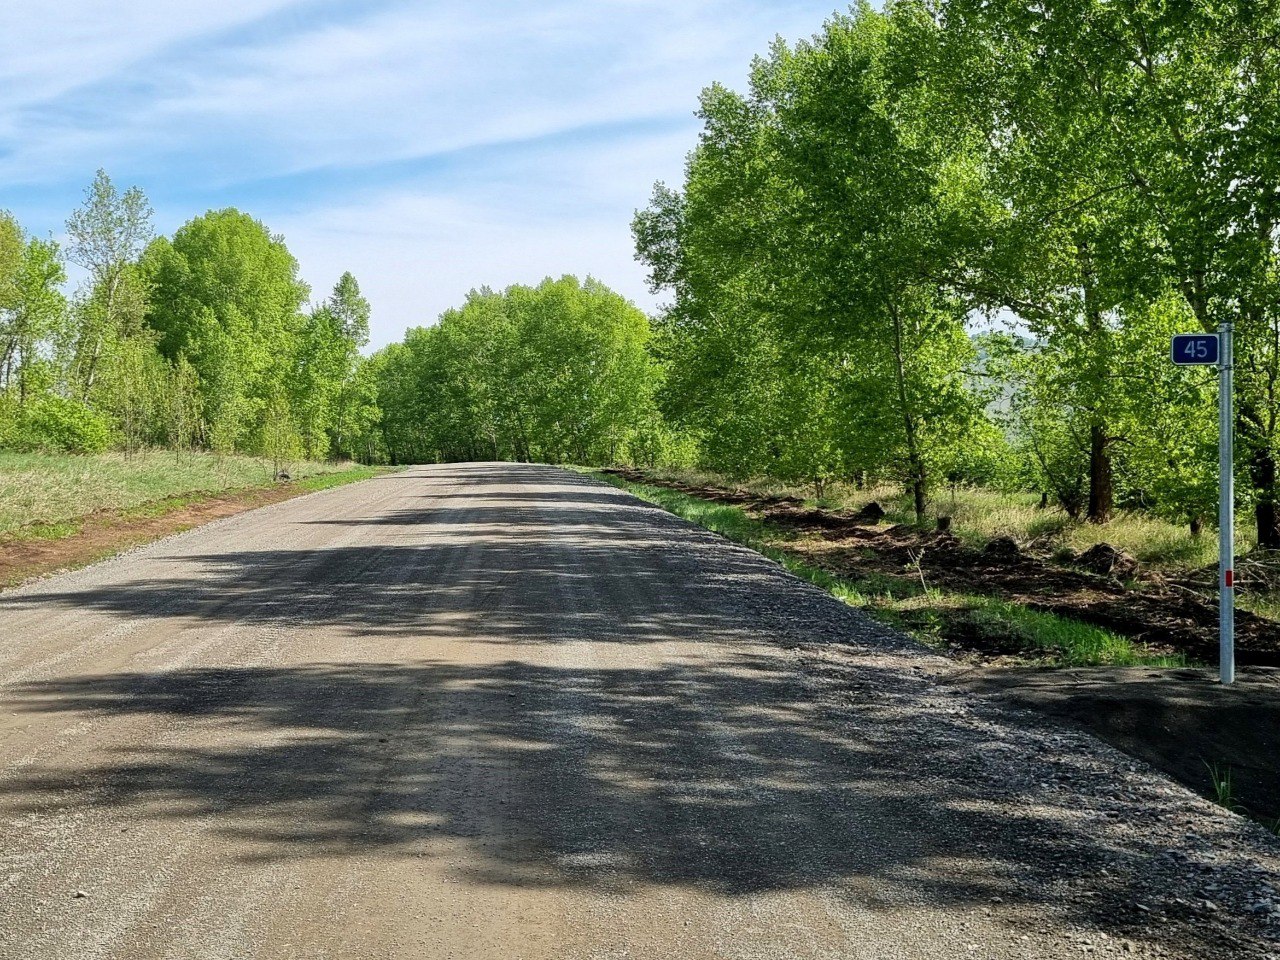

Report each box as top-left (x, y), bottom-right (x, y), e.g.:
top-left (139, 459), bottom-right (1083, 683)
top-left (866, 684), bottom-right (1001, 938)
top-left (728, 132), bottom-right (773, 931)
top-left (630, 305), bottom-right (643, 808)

top-left (598, 472), bottom-right (1186, 668)
top-left (0, 451), bottom-right (375, 543)
top-left (0, 453), bottom-right (392, 588)
top-left (77, 462), bottom-right (387, 532)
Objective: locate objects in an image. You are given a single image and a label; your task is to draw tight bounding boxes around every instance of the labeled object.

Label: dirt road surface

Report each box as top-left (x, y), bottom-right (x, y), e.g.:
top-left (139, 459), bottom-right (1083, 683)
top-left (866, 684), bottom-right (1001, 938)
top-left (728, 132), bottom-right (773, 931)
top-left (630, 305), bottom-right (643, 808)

top-left (2, 463), bottom-right (1279, 959)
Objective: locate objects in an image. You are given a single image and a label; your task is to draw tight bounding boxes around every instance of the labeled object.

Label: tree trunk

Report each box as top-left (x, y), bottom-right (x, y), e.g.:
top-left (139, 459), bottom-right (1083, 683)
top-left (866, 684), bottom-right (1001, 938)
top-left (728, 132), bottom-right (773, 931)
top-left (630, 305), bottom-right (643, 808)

top-left (1077, 239), bottom-right (1114, 525)
top-left (1251, 447), bottom-right (1280, 549)
top-left (81, 335), bottom-right (102, 399)
top-left (1087, 423), bottom-right (1113, 523)
top-left (1, 343), bottom-right (14, 394)
top-left (889, 301), bottom-right (927, 524)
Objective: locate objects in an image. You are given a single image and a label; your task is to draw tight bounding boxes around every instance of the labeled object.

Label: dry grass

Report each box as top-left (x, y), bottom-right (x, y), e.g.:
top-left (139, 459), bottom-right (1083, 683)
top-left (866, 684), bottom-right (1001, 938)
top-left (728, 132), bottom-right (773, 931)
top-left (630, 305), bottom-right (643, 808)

top-left (1060, 513), bottom-right (1234, 569)
top-left (1239, 591), bottom-right (1280, 621)
top-left (637, 465), bottom-right (1246, 574)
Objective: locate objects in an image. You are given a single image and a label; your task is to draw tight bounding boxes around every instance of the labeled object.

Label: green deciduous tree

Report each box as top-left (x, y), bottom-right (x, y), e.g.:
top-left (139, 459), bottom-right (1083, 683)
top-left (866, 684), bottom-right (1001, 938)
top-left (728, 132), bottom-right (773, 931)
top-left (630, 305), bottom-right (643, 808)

top-left (0, 236), bottom-right (67, 405)
top-left (64, 170), bottom-right (153, 399)
top-left (945, 0), bottom-right (1280, 542)
top-left (144, 209), bottom-right (309, 454)
top-left (636, 2), bottom-right (998, 515)
top-left (165, 356), bottom-right (203, 460)
top-left (291, 272), bottom-right (372, 460)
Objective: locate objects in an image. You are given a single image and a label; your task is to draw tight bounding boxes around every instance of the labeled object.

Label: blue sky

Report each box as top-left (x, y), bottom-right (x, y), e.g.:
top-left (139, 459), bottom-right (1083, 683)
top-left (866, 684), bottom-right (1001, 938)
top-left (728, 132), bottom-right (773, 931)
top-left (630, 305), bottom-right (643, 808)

top-left (0, 0), bottom-right (840, 348)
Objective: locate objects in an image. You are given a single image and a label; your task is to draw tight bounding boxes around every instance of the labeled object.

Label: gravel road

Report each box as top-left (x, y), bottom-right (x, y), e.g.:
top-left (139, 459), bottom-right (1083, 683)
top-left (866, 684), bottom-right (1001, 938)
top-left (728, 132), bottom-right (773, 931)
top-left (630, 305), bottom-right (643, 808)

top-left (2, 463), bottom-right (1279, 959)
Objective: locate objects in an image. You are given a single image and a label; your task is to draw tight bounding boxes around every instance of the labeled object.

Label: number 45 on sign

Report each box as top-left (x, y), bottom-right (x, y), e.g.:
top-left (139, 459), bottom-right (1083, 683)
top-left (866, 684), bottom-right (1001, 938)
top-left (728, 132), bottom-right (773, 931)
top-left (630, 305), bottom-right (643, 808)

top-left (1171, 333), bottom-right (1220, 365)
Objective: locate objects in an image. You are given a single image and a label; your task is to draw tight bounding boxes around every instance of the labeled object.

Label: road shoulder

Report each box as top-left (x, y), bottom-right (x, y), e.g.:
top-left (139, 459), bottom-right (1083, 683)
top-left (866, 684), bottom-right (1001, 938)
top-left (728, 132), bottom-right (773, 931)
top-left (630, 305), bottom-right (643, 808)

top-left (0, 466), bottom-right (390, 590)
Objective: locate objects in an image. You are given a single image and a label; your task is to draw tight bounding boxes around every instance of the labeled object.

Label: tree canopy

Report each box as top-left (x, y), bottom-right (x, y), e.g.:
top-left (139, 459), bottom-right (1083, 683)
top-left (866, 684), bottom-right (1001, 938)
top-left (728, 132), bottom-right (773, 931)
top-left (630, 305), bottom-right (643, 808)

top-left (634, 0), bottom-right (1280, 543)
top-left (374, 277), bottom-right (665, 466)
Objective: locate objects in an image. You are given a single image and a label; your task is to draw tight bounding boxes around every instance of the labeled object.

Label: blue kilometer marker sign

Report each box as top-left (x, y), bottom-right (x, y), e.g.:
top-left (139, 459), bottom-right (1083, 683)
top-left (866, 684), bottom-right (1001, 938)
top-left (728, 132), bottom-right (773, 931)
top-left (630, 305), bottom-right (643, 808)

top-left (1171, 332), bottom-right (1220, 365)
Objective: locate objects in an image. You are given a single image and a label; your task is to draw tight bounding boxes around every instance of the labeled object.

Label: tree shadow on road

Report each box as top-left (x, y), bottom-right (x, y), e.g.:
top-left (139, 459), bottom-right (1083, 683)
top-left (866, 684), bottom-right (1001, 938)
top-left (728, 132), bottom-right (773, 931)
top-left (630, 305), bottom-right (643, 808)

top-left (0, 464), bottom-right (1273, 953)
top-left (0, 468), bottom-right (792, 645)
top-left (1, 650), bottom-right (1269, 953)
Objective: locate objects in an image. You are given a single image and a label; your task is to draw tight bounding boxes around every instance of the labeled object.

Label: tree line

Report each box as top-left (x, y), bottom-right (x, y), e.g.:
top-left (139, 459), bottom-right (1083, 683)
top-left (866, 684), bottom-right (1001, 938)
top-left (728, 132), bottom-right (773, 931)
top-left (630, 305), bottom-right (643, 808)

top-left (0, 171), bottom-right (379, 467)
top-left (0, 175), bottom-right (667, 474)
top-left (371, 277), bottom-right (670, 466)
top-left (634, 0), bottom-right (1280, 546)
top-left (9, 0), bottom-right (1278, 551)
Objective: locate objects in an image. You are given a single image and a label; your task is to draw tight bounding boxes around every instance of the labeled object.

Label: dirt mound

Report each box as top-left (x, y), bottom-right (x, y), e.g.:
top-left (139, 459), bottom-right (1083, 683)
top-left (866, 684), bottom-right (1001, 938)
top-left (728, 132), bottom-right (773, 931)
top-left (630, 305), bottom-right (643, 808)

top-left (1078, 543), bottom-right (1141, 581)
top-left (854, 501), bottom-right (886, 523)
top-left (983, 536), bottom-right (1021, 559)
top-left (617, 468), bottom-right (1280, 666)
top-left (777, 509), bottom-right (859, 531)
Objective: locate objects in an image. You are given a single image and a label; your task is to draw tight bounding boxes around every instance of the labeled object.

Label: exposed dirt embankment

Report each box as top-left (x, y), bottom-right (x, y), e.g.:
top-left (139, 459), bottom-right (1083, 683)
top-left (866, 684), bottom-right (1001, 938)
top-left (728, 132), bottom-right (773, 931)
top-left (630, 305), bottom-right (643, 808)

top-left (606, 467), bottom-right (1280, 667)
top-left (951, 665), bottom-right (1280, 829)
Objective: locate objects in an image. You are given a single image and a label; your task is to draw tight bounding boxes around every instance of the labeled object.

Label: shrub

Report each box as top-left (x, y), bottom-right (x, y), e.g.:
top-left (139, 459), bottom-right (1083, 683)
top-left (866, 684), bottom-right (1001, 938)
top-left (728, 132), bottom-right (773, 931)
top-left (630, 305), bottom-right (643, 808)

top-left (8, 395), bottom-right (112, 454)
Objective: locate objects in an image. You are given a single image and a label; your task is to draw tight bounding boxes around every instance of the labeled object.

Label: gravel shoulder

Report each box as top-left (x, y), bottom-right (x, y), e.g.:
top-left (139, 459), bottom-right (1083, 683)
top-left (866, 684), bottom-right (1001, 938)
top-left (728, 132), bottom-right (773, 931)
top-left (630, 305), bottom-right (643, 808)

top-left (0, 463), bottom-right (1278, 959)
top-left (949, 665), bottom-right (1280, 833)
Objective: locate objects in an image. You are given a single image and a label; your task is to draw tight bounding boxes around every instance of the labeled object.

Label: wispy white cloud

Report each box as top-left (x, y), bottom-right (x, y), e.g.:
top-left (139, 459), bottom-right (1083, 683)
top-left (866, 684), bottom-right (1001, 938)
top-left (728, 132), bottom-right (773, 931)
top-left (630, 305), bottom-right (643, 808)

top-left (4, 0), bottom-right (826, 183)
top-left (0, 0), bottom-right (837, 345)
top-left (276, 125), bottom-right (696, 347)
top-left (0, 1), bottom-right (299, 111)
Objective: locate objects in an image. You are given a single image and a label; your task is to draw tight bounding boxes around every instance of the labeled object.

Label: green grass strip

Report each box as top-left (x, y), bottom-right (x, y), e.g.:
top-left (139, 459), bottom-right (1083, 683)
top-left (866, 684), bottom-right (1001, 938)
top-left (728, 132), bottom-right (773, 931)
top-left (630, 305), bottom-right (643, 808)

top-left (293, 465), bottom-right (388, 493)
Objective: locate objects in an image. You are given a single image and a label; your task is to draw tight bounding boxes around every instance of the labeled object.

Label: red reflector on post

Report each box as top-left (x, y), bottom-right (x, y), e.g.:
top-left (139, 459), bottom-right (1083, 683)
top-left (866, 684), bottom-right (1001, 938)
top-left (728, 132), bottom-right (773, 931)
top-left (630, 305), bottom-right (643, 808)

top-left (1226, 570), bottom-right (1234, 588)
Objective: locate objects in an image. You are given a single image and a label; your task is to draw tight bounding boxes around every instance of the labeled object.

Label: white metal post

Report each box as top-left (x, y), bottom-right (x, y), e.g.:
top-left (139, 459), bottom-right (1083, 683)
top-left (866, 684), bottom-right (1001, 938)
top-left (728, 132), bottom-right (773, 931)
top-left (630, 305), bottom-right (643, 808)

top-left (1219, 321), bottom-right (1235, 685)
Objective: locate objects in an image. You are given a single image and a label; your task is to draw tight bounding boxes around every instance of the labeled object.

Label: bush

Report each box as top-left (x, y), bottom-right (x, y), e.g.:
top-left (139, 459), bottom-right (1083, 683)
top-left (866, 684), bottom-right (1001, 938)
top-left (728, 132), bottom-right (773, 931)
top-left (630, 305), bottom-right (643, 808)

top-left (6, 395), bottom-right (112, 454)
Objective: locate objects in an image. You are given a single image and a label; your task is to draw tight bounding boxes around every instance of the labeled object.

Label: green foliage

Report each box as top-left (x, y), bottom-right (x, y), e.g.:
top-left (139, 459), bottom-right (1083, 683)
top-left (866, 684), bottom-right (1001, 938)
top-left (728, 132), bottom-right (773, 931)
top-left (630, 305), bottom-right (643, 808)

top-left (0, 234), bottom-right (67, 404)
top-left (98, 332), bottom-right (169, 455)
top-left (0, 173), bottom-right (378, 468)
top-left (372, 276), bottom-right (660, 466)
top-left (944, 0), bottom-right (1280, 540)
top-left (261, 391), bottom-right (303, 479)
top-left (635, 5), bottom-right (1000, 515)
top-left (165, 357), bottom-right (202, 457)
top-left (959, 598), bottom-right (1185, 668)
top-left (64, 170), bottom-right (154, 400)
top-left (630, 0), bottom-right (1280, 545)
top-left (143, 208), bottom-right (310, 451)
top-left (0, 212), bottom-right (23, 305)
top-left (1206, 761), bottom-right (1241, 813)
top-left (290, 273), bottom-right (371, 461)
top-left (2, 394), bottom-right (112, 454)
